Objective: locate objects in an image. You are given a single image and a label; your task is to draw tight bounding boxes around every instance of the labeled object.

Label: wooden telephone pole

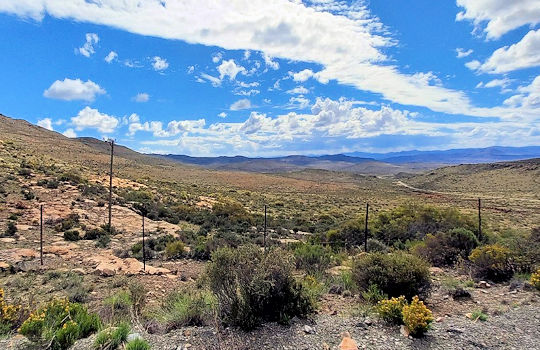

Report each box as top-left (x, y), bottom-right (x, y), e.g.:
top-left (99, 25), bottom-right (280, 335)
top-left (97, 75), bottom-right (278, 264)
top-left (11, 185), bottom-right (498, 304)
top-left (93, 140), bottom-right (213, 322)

top-left (108, 140), bottom-right (114, 230)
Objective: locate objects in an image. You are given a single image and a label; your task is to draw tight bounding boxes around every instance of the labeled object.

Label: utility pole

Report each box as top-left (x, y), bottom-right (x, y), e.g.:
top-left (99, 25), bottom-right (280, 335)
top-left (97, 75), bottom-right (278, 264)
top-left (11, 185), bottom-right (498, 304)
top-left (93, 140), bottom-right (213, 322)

top-left (364, 203), bottom-right (369, 252)
top-left (264, 204), bottom-right (267, 253)
top-left (478, 198), bottom-right (482, 241)
top-left (108, 139), bottom-right (114, 230)
top-left (142, 213), bottom-right (146, 271)
top-left (40, 204), bottom-right (43, 265)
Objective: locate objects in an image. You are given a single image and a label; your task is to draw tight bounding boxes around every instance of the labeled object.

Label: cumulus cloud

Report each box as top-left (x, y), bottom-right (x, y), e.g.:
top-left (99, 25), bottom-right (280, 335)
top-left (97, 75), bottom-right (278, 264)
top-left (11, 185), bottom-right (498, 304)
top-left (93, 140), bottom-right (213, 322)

top-left (262, 53), bottom-right (279, 70)
top-left (37, 118), bottom-right (53, 131)
top-left (218, 59), bottom-right (246, 80)
top-left (43, 78), bottom-right (106, 102)
top-left (230, 98), bottom-right (252, 110)
top-left (0, 0), bottom-right (501, 118)
top-left (456, 48), bottom-right (473, 58)
top-left (133, 92), bottom-right (150, 102)
top-left (288, 96), bottom-right (310, 109)
top-left (104, 51), bottom-right (118, 63)
top-left (71, 107), bottom-right (119, 133)
top-left (63, 128), bottom-right (77, 138)
top-left (130, 96), bottom-right (538, 156)
top-left (291, 69), bottom-right (315, 82)
top-left (476, 78), bottom-right (513, 92)
top-left (152, 56), bottom-right (169, 71)
top-left (287, 86), bottom-right (309, 94)
top-left (468, 29), bottom-right (540, 73)
top-left (78, 33), bottom-right (99, 57)
top-left (218, 112), bottom-right (227, 118)
top-left (456, 0), bottom-right (540, 39)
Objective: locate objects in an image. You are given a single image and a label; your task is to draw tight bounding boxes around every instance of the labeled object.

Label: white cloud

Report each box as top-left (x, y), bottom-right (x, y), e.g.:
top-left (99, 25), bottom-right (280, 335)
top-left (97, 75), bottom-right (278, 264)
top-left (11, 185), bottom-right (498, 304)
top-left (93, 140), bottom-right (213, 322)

top-left (218, 112), bottom-right (227, 118)
top-left (0, 0), bottom-right (526, 118)
top-left (291, 69), bottom-right (315, 82)
top-left (217, 59), bottom-right (246, 81)
top-left (287, 86), bottom-right (309, 94)
top-left (187, 65), bottom-right (195, 74)
top-left (469, 29), bottom-right (540, 73)
top-left (230, 98), bottom-right (252, 110)
top-left (78, 33), bottom-right (99, 57)
top-left (456, 0), bottom-right (540, 39)
top-left (133, 96), bottom-right (539, 156)
top-left (456, 48), bottom-right (473, 58)
top-left (503, 75), bottom-right (540, 109)
top-left (262, 53), bottom-right (279, 70)
top-left (133, 92), bottom-right (150, 102)
top-left (476, 78), bottom-right (513, 92)
top-left (243, 50), bottom-right (251, 60)
top-left (104, 51), bottom-right (118, 63)
top-left (212, 52), bottom-right (223, 63)
top-left (288, 96), bottom-right (310, 109)
top-left (465, 60), bottom-right (481, 70)
top-left (234, 89), bottom-right (259, 96)
top-left (152, 56), bottom-right (169, 71)
top-left (71, 107), bottom-right (119, 133)
top-left (200, 73), bottom-right (221, 87)
top-left (43, 78), bottom-right (106, 102)
top-left (37, 118), bottom-right (53, 131)
top-left (238, 81), bottom-right (259, 88)
top-left (63, 128), bottom-right (77, 138)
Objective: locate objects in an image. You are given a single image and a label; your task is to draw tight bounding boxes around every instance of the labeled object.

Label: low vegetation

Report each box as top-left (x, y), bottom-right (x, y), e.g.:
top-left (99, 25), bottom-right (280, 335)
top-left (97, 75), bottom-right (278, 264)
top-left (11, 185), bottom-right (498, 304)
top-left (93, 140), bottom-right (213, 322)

top-left (19, 299), bottom-right (100, 350)
top-left (206, 245), bottom-right (314, 330)
top-left (352, 252), bottom-right (432, 300)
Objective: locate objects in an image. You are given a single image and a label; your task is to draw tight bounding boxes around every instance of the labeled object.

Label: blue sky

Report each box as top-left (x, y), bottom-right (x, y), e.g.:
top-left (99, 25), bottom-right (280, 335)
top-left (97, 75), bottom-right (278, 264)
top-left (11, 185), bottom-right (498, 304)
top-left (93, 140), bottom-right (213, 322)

top-left (0, 0), bottom-right (539, 156)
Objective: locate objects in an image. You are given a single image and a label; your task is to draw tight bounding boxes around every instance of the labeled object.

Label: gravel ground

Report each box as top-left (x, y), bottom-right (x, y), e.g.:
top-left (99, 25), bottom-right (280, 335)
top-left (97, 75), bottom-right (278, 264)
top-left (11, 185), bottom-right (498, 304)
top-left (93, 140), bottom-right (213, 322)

top-left (3, 304), bottom-right (539, 350)
top-left (73, 304), bottom-right (539, 350)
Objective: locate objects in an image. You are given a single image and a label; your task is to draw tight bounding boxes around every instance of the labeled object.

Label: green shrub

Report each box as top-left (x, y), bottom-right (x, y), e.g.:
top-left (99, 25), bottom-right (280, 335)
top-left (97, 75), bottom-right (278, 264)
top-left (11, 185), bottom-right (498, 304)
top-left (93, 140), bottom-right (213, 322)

top-left (19, 299), bottom-right (100, 350)
top-left (126, 338), bottom-right (151, 350)
top-left (103, 291), bottom-right (133, 323)
top-left (469, 244), bottom-right (514, 282)
top-left (154, 289), bottom-right (216, 331)
top-left (96, 235), bottom-right (111, 248)
top-left (361, 284), bottom-right (387, 304)
top-left (352, 252), bottom-right (431, 300)
top-left (377, 296), bottom-right (407, 324)
top-left (372, 203), bottom-right (477, 246)
top-left (206, 245), bottom-right (314, 330)
top-left (55, 213), bottom-right (80, 232)
top-left (326, 219), bottom-right (364, 248)
top-left (3, 221), bottom-right (17, 237)
top-left (414, 228), bottom-right (479, 266)
top-left (470, 309), bottom-right (488, 322)
top-left (59, 172), bottom-right (86, 185)
top-left (366, 238), bottom-right (389, 253)
top-left (93, 322), bottom-right (130, 350)
top-left (293, 243), bottom-right (332, 274)
top-left (402, 296), bottom-right (433, 337)
top-left (64, 230), bottom-right (81, 241)
top-left (164, 241), bottom-right (186, 260)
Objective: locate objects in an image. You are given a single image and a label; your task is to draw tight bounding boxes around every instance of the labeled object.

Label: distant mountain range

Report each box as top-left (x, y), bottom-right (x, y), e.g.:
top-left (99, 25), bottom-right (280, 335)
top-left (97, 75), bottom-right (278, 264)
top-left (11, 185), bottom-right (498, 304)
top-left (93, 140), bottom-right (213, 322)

top-left (345, 146), bottom-right (540, 164)
top-left (156, 146), bottom-right (540, 175)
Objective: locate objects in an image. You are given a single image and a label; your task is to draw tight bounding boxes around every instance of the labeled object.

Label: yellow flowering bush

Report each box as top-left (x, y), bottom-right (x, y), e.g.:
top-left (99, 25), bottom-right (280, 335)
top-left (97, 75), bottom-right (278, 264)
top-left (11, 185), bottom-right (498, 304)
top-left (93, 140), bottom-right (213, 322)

top-left (19, 298), bottom-right (100, 350)
top-left (0, 287), bottom-right (23, 335)
top-left (376, 296), bottom-right (407, 324)
top-left (531, 269), bottom-right (540, 290)
top-left (402, 296), bottom-right (433, 337)
top-left (469, 244), bottom-right (513, 282)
